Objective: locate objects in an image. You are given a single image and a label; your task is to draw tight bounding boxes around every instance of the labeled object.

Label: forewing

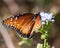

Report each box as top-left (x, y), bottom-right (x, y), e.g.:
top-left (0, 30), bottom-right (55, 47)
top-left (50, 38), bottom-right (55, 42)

top-left (29, 15), bottom-right (42, 38)
top-left (3, 13), bottom-right (34, 38)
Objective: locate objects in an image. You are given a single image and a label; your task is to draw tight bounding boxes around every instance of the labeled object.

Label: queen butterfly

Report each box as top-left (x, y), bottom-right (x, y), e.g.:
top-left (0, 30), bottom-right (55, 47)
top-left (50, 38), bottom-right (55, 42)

top-left (3, 13), bottom-right (41, 38)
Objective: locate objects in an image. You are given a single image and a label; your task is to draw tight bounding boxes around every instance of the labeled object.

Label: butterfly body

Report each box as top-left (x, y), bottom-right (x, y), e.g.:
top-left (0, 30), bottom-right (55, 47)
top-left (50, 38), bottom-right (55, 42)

top-left (3, 13), bottom-right (41, 38)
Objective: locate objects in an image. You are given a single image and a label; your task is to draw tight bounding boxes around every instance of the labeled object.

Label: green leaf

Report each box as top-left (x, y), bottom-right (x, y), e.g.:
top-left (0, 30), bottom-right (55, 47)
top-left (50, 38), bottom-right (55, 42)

top-left (41, 34), bottom-right (46, 39)
top-left (37, 43), bottom-right (43, 48)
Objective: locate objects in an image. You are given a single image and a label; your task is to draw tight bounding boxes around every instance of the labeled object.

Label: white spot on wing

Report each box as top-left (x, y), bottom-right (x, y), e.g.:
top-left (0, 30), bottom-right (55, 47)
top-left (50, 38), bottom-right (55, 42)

top-left (11, 25), bottom-right (12, 26)
top-left (15, 17), bottom-right (17, 20)
top-left (11, 18), bottom-right (13, 21)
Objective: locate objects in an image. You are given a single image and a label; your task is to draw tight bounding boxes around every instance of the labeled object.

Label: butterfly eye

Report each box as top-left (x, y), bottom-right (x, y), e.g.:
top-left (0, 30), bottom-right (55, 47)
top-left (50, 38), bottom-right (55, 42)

top-left (3, 13), bottom-right (41, 38)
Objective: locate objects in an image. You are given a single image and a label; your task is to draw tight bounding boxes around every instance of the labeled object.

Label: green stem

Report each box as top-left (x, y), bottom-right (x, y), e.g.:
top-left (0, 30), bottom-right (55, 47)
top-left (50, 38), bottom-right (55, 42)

top-left (44, 39), bottom-right (47, 48)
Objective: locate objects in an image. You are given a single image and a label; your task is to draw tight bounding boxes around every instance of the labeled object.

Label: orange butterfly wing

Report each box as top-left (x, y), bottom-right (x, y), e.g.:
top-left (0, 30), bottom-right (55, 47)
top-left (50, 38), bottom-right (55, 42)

top-left (3, 13), bottom-right (35, 37)
top-left (3, 13), bottom-right (41, 38)
top-left (29, 14), bottom-right (42, 38)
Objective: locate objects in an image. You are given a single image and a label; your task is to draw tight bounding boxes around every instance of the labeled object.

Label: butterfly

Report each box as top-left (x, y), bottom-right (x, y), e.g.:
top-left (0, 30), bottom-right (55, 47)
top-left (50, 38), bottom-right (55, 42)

top-left (3, 13), bottom-right (42, 38)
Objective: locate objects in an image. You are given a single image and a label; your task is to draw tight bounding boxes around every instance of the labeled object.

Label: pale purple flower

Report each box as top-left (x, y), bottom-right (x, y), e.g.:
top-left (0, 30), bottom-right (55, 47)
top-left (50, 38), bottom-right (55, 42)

top-left (40, 12), bottom-right (54, 24)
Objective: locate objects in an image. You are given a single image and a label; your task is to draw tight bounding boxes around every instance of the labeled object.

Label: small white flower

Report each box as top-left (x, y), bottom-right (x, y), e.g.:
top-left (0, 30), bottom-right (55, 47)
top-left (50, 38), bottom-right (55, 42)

top-left (40, 12), bottom-right (54, 24)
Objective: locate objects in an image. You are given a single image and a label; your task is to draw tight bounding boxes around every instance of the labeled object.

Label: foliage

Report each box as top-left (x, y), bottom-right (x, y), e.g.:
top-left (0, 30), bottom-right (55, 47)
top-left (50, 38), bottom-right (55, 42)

top-left (36, 20), bottom-right (53, 48)
top-left (18, 38), bottom-right (33, 48)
